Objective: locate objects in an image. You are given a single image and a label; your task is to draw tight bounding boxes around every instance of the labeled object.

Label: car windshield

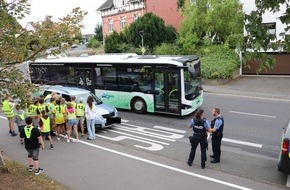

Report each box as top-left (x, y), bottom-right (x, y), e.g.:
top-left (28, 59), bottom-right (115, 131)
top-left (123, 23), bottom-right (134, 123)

top-left (75, 93), bottom-right (103, 105)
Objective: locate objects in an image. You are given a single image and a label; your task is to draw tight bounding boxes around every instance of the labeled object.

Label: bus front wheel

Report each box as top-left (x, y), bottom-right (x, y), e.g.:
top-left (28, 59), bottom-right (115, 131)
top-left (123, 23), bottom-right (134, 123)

top-left (131, 98), bottom-right (146, 114)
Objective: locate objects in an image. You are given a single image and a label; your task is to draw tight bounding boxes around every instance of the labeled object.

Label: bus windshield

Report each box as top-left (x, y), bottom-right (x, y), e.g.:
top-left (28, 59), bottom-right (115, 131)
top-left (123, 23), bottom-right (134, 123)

top-left (184, 69), bottom-right (201, 101)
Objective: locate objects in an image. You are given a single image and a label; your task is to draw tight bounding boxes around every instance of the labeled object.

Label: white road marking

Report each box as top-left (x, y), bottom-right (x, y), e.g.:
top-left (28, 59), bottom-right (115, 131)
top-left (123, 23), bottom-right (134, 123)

top-left (229, 111), bottom-right (277, 118)
top-left (95, 134), bottom-right (164, 151)
top-left (121, 119), bottom-right (129, 123)
top-left (114, 125), bottom-right (176, 142)
top-left (106, 129), bottom-right (170, 145)
top-left (122, 123), bottom-right (185, 139)
top-left (223, 138), bottom-right (263, 148)
top-left (153, 126), bottom-right (187, 134)
top-left (287, 175), bottom-right (290, 187)
top-left (0, 116), bottom-right (7, 120)
top-left (76, 139), bottom-right (253, 190)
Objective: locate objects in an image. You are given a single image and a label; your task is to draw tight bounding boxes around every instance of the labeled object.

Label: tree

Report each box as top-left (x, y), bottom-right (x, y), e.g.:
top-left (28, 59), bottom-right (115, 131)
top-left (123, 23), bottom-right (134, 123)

top-left (94, 23), bottom-right (103, 42)
top-left (244, 1), bottom-right (290, 71)
top-left (104, 31), bottom-right (121, 53)
top-left (178, 0), bottom-right (244, 52)
top-left (128, 13), bottom-right (177, 52)
top-left (0, 0), bottom-right (87, 105)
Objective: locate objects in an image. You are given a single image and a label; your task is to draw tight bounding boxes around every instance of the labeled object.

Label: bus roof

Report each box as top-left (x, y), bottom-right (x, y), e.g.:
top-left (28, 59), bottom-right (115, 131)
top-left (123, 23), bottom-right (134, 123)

top-left (32, 54), bottom-right (199, 67)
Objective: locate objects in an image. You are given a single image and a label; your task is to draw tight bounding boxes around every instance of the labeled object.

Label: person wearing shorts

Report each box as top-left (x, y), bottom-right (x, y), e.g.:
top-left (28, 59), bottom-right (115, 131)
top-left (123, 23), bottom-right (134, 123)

top-left (20, 117), bottom-right (45, 175)
top-left (39, 111), bottom-right (54, 149)
top-left (53, 99), bottom-right (66, 141)
top-left (66, 102), bottom-right (79, 143)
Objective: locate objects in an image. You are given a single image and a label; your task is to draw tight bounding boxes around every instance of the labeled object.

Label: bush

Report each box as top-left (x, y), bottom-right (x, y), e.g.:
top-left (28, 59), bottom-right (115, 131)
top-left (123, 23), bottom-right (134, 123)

top-left (201, 45), bottom-right (240, 79)
top-left (154, 43), bottom-right (181, 55)
top-left (86, 37), bottom-right (101, 48)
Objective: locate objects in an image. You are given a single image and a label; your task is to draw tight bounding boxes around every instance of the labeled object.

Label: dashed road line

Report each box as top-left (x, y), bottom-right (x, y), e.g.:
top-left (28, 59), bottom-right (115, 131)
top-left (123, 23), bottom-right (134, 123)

top-left (223, 138), bottom-right (263, 148)
top-left (229, 111), bottom-right (277, 118)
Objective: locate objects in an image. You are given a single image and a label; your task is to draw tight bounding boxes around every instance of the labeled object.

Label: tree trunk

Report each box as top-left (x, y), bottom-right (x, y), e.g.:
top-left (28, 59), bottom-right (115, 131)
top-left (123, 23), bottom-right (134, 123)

top-left (0, 150), bottom-right (9, 173)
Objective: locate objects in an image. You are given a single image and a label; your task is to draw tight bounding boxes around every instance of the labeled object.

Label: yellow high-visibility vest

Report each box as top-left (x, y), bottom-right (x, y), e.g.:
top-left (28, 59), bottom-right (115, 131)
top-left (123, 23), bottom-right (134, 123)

top-left (76, 103), bottom-right (85, 117)
top-left (2, 100), bottom-right (14, 117)
top-left (24, 126), bottom-right (33, 139)
top-left (40, 117), bottom-right (50, 133)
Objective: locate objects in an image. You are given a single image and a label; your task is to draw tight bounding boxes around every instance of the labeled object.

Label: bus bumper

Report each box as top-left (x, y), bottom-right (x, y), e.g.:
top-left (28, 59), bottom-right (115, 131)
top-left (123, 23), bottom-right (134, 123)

top-left (181, 93), bottom-right (203, 116)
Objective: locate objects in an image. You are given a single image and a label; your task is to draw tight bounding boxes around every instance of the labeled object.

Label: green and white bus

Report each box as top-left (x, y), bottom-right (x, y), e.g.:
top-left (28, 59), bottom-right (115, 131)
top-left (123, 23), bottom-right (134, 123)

top-left (29, 54), bottom-right (203, 116)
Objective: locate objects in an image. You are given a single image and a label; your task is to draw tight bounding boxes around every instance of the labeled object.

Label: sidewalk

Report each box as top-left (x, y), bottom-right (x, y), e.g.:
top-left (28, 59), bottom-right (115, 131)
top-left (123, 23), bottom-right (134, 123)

top-left (202, 76), bottom-right (290, 101)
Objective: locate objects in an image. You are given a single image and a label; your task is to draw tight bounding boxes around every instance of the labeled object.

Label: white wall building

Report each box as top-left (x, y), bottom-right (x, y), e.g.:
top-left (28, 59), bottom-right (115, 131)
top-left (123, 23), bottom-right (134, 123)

top-left (240, 1), bottom-right (290, 75)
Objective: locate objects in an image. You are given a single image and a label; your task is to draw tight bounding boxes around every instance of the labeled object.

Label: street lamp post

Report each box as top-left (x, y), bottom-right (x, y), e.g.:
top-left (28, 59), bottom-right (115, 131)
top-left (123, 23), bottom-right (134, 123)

top-left (139, 30), bottom-right (145, 55)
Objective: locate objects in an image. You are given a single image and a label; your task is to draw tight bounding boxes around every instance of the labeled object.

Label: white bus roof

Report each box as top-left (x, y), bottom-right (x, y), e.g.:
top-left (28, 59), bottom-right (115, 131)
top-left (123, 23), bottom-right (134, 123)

top-left (33, 54), bottom-right (199, 67)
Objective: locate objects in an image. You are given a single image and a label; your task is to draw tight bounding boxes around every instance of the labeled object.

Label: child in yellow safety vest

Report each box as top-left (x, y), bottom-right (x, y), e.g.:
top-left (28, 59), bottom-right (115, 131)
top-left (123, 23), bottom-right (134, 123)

top-left (53, 99), bottom-right (66, 141)
top-left (39, 111), bottom-right (54, 149)
top-left (66, 102), bottom-right (79, 143)
top-left (76, 97), bottom-right (85, 137)
top-left (14, 105), bottom-right (27, 144)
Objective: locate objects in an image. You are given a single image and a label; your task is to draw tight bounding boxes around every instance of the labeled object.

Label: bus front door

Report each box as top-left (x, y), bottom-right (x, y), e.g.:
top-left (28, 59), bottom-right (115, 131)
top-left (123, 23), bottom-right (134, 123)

top-left (75, 68), bottom-right (94, 92)
top-left (154, 70), bottom-right (180, 115)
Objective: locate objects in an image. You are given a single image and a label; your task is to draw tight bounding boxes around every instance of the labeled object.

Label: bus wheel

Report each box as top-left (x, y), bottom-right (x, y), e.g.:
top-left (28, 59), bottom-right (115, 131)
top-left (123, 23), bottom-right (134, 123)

top-left (131, 98), bottom-right (146, 114)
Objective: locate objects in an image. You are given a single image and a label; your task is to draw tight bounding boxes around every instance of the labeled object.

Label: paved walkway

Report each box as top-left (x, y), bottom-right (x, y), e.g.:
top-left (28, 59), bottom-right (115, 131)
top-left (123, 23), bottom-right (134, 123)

top-left (202, 76), bottom-right (290, 100)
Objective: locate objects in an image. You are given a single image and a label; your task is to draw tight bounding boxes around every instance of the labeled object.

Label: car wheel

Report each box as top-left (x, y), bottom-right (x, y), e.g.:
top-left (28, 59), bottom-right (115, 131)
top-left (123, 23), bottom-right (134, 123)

top-left (131, 98), bottom-right (146, 114)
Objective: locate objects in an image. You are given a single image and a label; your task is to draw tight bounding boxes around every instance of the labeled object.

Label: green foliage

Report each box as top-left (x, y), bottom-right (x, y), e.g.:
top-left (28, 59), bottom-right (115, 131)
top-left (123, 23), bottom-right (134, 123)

top-left (0, 0), bottom-right (86, 103)
top-left (226, 34), bottom-right (244, 49)
top-left (243, 52), bottom-right (276, 74)
top-left (128, 13), bottom-right (177, 52)
top-left (179, 0), bottom-right (244, 48)
top-left (177, 0), bottom-right (186, 10)
top-left (244, 1), bottom-right (290, 72)
top-left (73, 32), bottom-right (84, 44)
top-left (94, 23), bottom-right (103, 42)
top-left (86, 37), bottom-right (101, 48)
top-left (201, 46), bottom-right (240, 79)
top-left (104, 31), bottom-right (121, 53)
top-left (154, 43), bottom-right (181, 55)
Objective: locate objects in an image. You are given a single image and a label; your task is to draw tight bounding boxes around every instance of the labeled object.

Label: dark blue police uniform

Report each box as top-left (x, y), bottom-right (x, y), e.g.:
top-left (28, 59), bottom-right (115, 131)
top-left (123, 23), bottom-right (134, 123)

top-left (187, 118), bottom-right (209, 169)
top-left (211, 116), bottom-right (224, 163)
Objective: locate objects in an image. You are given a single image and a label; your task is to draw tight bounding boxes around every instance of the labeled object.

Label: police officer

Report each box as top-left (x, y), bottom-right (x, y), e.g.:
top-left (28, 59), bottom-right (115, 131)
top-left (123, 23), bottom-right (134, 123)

top-left (187, 109), bottom-right (210, 169)
top-left (210, 108), bottom-right (224, 163)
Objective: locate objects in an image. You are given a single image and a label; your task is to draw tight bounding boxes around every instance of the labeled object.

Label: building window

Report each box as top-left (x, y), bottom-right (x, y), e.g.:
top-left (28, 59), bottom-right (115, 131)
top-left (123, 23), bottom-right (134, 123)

top-left (122, 0), bottom-right (125, 6)
top-left (121, 17), bottom-right (126, 30)
top-left (134, 14), bottom-right (138, 21)
top-left (264, 22), bottom-right (276, 37)
top-left (108, 19), bottom-right (113, 32)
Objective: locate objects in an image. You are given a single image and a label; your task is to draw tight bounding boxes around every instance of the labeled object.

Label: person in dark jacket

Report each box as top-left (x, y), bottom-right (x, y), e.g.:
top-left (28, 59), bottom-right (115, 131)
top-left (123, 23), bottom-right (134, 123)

top-left (187, 109), bottom-right (210, 169)
top-left (209, 108), bottom-right (224, 163)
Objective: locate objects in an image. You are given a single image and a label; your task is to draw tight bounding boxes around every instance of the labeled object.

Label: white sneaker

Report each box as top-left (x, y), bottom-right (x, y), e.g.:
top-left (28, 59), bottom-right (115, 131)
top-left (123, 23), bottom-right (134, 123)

top-left (57, 137), bottom-right (60, 141)
top-left (64, 134), bottom-right (68, 139)
top-left (66, 139), bottom-right (70, 143)
top-left (35, 168), bottom-right (44, 175)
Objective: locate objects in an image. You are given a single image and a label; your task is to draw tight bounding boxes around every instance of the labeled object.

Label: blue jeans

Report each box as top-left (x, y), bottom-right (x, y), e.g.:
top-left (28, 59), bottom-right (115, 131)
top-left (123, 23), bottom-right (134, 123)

top-left (86, 119), bottom-right (95, 139)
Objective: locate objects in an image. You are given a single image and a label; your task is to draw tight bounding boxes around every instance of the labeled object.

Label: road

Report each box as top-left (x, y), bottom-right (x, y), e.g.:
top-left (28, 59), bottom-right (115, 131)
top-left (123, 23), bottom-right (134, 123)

top-left (0, 93), bottom-right (289, 190)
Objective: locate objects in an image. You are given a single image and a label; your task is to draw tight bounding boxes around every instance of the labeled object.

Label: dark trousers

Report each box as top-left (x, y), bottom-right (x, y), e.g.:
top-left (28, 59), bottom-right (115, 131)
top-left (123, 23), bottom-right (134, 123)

top-left (212, 133), bottom-right (223, 161)
top-left (188, 136), bottom-right (208, 165)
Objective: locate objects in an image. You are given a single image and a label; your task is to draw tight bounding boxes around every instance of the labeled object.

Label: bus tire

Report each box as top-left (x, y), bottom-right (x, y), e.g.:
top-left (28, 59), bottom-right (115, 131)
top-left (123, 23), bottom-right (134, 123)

top-left (131, 98), bottom-right (146, 114)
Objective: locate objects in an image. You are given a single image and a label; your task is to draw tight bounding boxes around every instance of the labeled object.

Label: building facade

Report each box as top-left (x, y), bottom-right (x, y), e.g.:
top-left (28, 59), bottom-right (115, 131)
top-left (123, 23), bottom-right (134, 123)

top-left (97, 0), bottom-right (182, 37)
top-left (241, 0), bottom-right (290, 75)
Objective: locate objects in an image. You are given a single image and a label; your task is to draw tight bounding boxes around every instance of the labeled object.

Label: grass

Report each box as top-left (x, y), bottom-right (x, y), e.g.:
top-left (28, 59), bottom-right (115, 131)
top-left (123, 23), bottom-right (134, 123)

top-left (0, 154), bottom-right (70, 190)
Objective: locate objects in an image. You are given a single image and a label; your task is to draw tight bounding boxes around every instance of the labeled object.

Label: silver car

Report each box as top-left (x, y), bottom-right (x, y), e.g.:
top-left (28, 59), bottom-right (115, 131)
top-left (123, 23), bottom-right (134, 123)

top-left (41, 85), bottom-right (121, 129)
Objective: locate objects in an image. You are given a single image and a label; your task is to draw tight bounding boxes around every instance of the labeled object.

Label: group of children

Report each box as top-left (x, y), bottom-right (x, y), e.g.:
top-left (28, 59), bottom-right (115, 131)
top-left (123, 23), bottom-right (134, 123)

top-left (2, 92), bottom-right (97, 175)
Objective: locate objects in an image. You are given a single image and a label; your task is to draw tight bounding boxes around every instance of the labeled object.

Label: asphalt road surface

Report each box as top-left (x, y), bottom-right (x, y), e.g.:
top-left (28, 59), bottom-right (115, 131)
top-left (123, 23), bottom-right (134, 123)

top-left (1, 92), bottom-right (289, 190)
